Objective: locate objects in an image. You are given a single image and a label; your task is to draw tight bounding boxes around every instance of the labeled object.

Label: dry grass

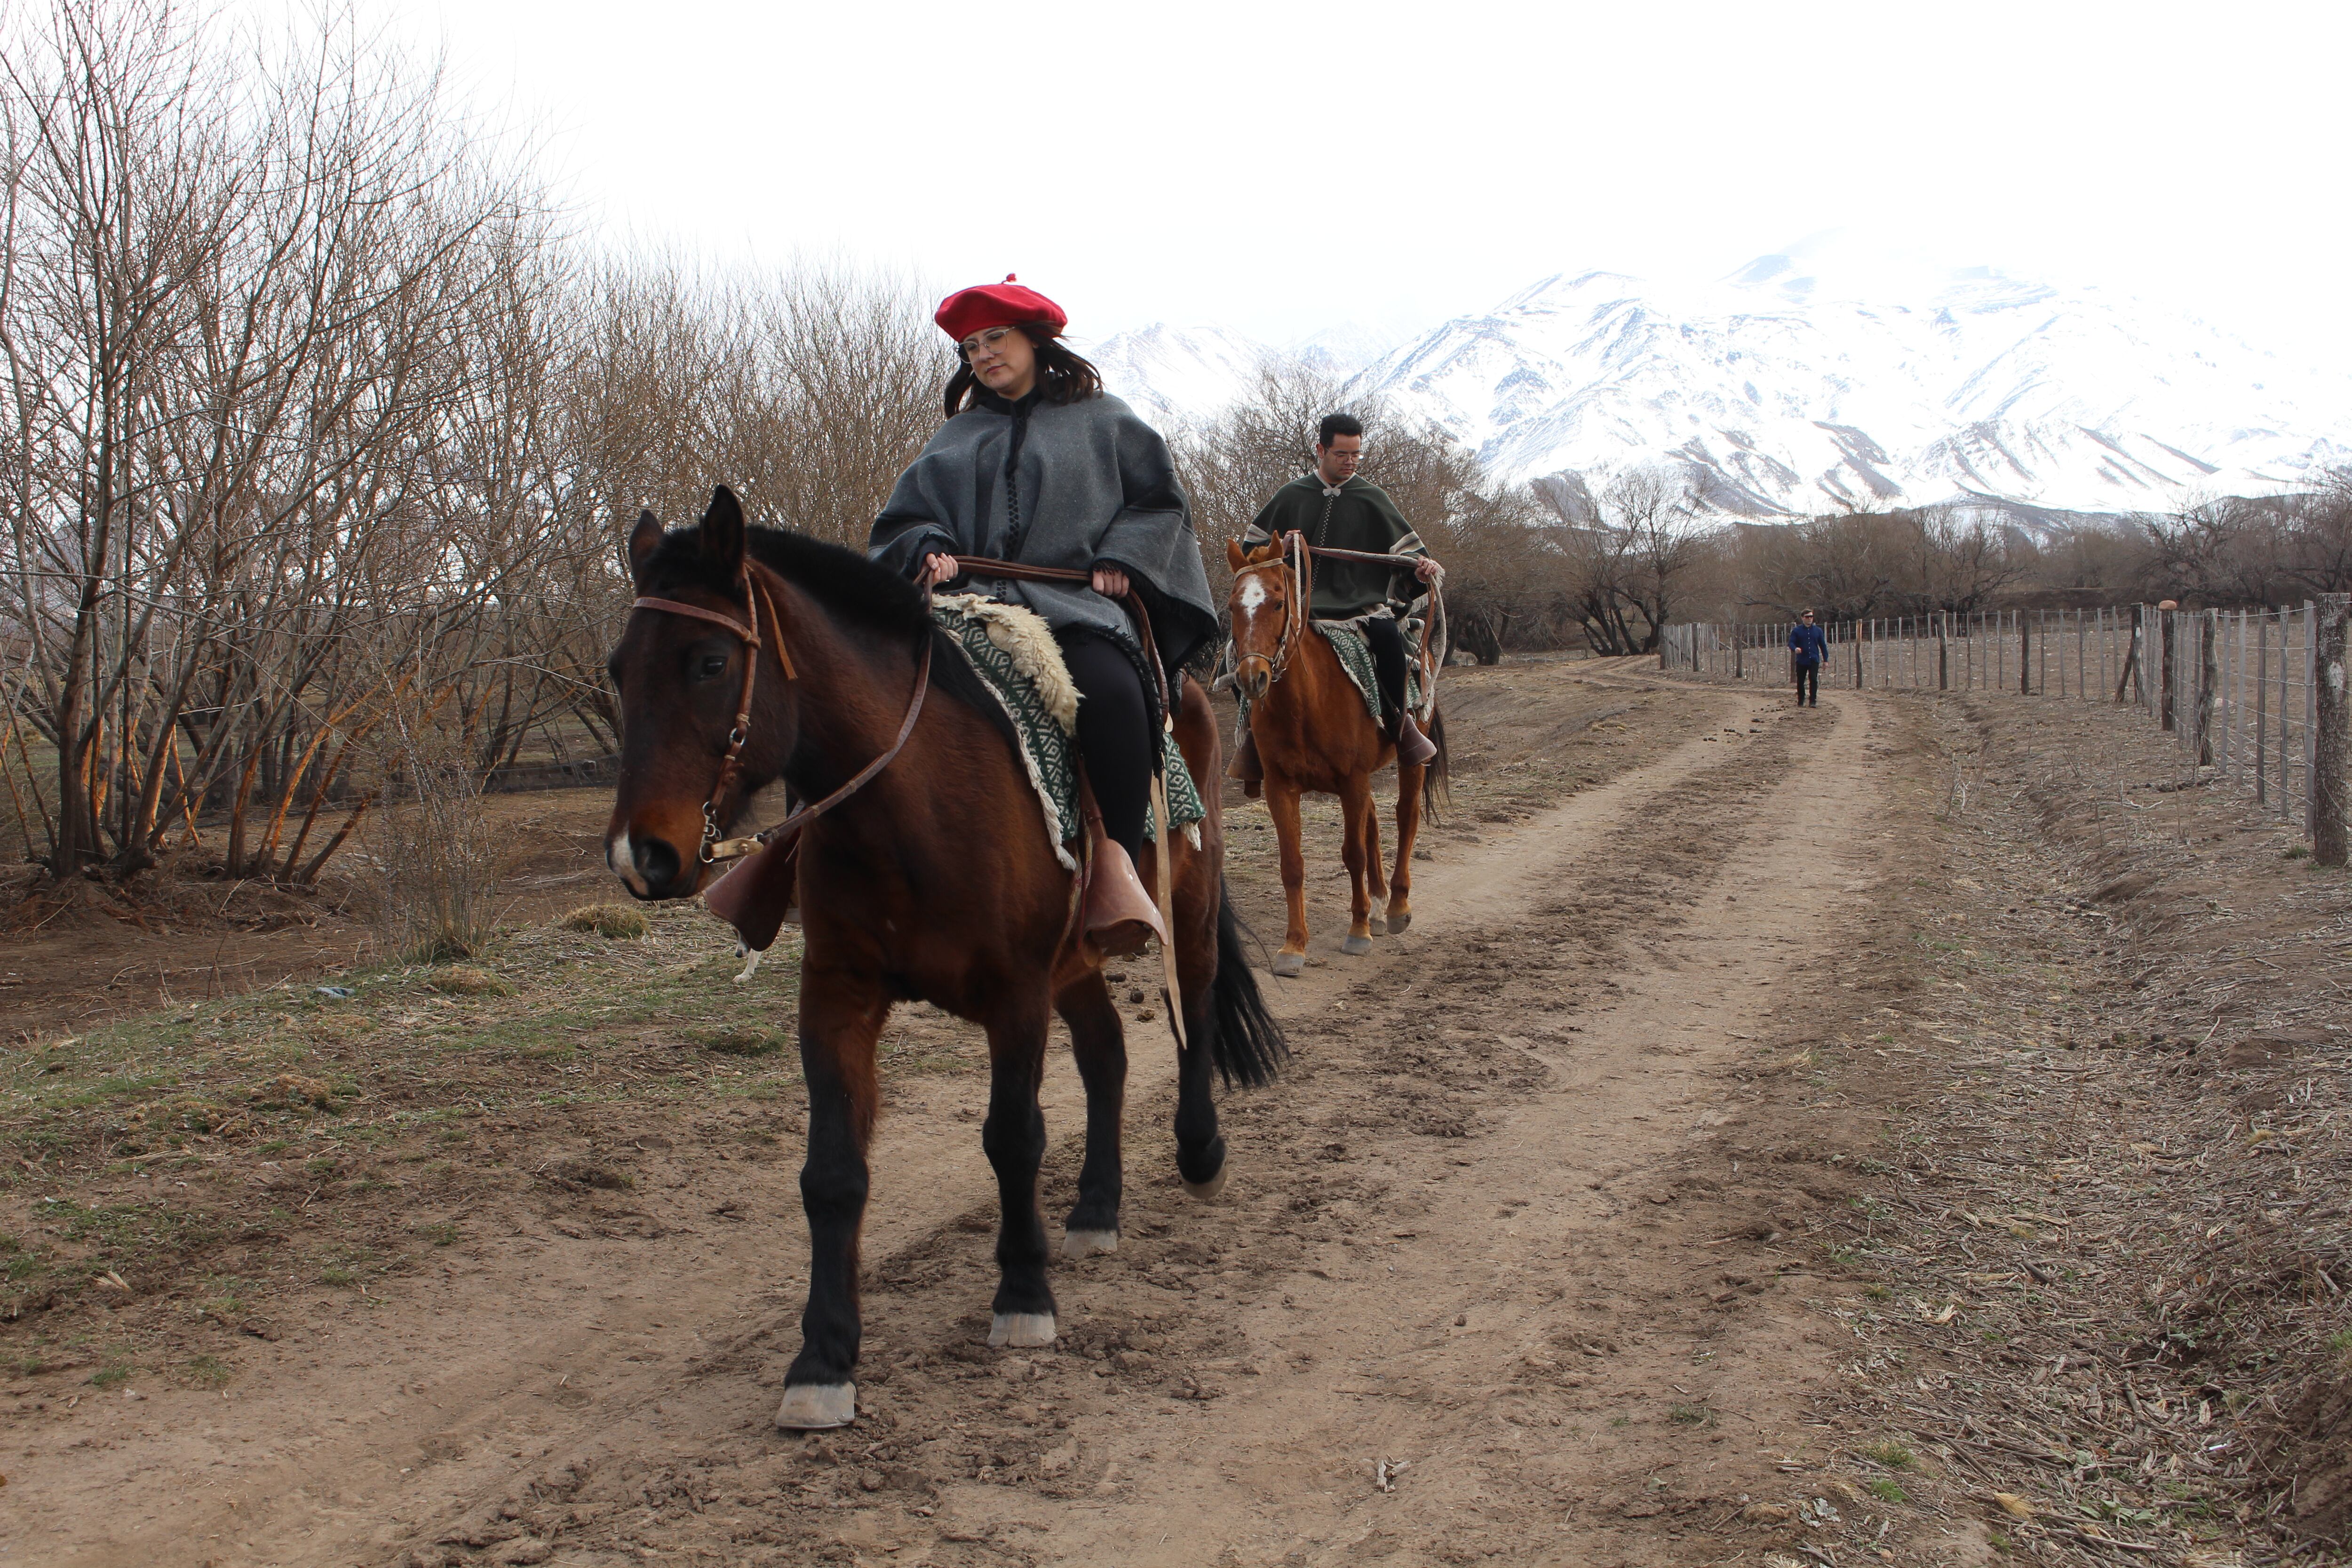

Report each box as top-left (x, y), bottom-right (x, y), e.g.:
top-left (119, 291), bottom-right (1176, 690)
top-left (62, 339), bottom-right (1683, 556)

top-left (558, 902), bottom-right (651, 939)
top-left (1794, 690), bottom-right (2351, 1560)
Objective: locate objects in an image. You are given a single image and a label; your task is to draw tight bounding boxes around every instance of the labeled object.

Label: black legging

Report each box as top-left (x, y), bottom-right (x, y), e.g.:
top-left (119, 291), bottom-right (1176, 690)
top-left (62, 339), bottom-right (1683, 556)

top-left (1795, 662), bottom-right (1820, 704)
top-left (1359, 615), bottom-right (1409, 724)
top-left (1056, 629), bottom-right (1151, 863)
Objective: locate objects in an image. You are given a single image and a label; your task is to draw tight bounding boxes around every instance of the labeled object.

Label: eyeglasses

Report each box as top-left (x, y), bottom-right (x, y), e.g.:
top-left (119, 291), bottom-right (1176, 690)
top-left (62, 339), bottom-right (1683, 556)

top-left (959, 326), bottom-right (1020, 358)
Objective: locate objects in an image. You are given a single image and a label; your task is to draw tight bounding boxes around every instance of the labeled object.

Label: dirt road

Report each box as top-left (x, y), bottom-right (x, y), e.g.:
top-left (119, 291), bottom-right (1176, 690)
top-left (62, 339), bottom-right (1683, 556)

top-left (8, 669), bottom-right (1966, 1568)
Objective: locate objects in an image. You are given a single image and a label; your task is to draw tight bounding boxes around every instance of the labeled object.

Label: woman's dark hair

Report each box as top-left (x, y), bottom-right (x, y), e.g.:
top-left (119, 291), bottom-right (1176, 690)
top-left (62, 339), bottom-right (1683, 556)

top-left (943, 323), bottom-right (1104, 417)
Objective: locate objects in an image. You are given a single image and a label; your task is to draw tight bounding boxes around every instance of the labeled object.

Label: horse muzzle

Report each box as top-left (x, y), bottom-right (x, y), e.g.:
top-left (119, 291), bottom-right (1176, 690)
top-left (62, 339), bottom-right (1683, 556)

top-left (605, 824), bottom-right (698, 901)
top-left (1235, 655), bottom-right (1273, 701)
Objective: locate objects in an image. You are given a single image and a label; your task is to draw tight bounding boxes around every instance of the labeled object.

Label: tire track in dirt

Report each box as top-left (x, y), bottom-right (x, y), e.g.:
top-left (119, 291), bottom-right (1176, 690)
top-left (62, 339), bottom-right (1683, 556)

top-left (339, 682), bottom-right (1902, 1568)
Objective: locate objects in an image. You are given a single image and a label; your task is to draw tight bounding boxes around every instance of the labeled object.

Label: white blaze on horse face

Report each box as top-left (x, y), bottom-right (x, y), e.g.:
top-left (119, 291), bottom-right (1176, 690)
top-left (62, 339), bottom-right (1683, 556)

top-left (1238, 575), bottom-right (1267, 614)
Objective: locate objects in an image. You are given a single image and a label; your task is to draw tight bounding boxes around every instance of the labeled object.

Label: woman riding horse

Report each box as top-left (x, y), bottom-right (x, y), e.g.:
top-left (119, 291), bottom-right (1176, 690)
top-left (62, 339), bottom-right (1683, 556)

top-left (869, 277), bottom-right (1218, 953)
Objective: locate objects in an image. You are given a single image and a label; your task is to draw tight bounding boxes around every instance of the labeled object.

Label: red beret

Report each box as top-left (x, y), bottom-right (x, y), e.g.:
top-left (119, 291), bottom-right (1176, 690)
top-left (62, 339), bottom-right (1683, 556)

top-left (935, 274), bottom-right (1068, 342)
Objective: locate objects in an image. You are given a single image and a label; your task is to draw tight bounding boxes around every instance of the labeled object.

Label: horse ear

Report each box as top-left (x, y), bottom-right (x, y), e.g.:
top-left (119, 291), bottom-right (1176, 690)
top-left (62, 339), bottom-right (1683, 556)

top-left (1225, 538), bottom-right (1248, 573)
top-left (700, 486), bottom-right (747, 573)
top-left (627, 510), bottom-right (662, 580)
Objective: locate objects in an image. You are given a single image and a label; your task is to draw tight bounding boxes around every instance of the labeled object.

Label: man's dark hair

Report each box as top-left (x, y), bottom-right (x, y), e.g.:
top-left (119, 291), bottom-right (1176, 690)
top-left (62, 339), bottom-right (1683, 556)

top-left (1317, 413), bottom-right (1363, 447)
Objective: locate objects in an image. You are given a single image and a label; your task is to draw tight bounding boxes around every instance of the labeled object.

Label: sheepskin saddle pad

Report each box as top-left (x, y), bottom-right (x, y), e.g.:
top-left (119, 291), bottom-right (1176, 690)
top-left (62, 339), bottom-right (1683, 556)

top-left (930, 594), bottom-right (1203, 871)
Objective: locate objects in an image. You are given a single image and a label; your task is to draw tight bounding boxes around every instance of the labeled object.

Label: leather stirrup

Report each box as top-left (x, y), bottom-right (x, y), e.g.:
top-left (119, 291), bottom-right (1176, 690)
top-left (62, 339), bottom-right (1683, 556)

top-left (1083, 834), bottom-right (1164, 957)
top-left (1394, 711), bottom-right (1438, 766)
top-left (1227, 726), bottom-right (1263, 783)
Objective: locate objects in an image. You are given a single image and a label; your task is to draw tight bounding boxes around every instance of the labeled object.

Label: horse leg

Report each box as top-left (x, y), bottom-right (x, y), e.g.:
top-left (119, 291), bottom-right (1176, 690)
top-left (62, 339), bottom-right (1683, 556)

top-left (776, 969), bottom-right (887, 1431)
top-left (1172, 859), bottom-right (1227, 1198)
top-left (1388, 759), bottom-right (1424, 933)
top-left (1359, 778), bottom-right (1388, 904)
top-left (1055, 971), bottom-right (1126, 1258)
top-left (1265, 775), bottom-right (1310, 978)
top-left (982, 1003), bottom-right (1057, 1347)
top-left (1338, 772), bottom-right (1375, 956)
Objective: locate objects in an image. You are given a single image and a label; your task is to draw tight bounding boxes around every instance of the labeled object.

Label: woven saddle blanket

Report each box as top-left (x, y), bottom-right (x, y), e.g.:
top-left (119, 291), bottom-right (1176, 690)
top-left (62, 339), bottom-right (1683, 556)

top-left (1237, 615), bottom-right (1425, 731)
top-left (930, 595), bottom-right (1205, 872)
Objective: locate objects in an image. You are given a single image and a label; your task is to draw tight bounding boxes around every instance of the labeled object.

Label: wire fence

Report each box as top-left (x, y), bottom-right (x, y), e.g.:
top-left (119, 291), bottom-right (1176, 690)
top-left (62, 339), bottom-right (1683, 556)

top-left (1659, 604), bottom-right (2347, 844)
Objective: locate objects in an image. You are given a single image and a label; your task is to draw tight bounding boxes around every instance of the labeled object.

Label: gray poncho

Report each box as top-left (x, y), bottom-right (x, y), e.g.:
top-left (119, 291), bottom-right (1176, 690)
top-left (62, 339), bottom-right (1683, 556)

top-left (868, 390), bottom-right (1217, 676)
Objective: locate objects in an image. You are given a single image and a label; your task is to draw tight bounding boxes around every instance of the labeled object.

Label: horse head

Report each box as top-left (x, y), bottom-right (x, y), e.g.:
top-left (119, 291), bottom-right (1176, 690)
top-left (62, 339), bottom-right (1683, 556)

top-left (1225, 536), bottom-right (1298, 702)
top-left (604, 486), bottom-right (792, 900)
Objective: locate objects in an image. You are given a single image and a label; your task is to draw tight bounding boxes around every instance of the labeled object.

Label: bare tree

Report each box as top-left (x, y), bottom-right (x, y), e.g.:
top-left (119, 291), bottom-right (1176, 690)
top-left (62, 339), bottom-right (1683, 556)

top-left (0, 0), bottom-right (548, 876)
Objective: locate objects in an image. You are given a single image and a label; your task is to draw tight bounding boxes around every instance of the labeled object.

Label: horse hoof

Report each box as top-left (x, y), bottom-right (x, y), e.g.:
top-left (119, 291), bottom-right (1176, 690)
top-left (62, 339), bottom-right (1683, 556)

top-left (1386, 911), bottom-right (1412, 934)
top-left (1271, 951), bottom-right (1305, 979)
top-left (989, 1312), bottom-right (1057, 1348)
top-left (1342, 934), bottom-right (1373, 956)
top-left (1062, 1228), bottom-right (1119, 1259)
top-left (1183, 1168), bottom-right (1228, 1201)
top-left (775, 1382), bottom-right (856, 1430)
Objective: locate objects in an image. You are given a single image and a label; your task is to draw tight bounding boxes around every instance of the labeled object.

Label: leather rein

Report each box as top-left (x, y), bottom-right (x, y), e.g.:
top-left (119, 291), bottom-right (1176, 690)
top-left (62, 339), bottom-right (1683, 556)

top-left (629, 560), bottom-right (932, 866)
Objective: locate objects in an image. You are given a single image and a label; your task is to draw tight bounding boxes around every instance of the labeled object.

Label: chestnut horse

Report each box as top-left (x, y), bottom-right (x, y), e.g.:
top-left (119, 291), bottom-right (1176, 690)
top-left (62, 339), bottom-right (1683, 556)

top-left (1225, 535), bottom-right (1446, 978)
top-left (605, 488), bottom-right (1283, 1431)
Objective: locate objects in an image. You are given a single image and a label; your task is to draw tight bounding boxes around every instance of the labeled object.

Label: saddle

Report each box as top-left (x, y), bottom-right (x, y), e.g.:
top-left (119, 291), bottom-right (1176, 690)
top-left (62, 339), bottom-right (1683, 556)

top-left (705, 557), bottom-right (1184, 1005)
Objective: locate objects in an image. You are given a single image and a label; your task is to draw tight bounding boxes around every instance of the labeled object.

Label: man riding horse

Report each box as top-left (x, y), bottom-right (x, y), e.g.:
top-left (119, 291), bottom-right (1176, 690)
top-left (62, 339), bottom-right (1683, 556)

top-left (1232, 413), bottom-right (1441, 780)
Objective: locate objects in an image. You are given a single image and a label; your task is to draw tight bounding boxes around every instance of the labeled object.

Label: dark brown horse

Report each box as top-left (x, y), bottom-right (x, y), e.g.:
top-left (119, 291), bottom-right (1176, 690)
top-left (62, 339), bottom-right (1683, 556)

top-left (1225, 536), bottom-right (1445, 977)
top-left (604, 488), bottom-right (1283, 1430)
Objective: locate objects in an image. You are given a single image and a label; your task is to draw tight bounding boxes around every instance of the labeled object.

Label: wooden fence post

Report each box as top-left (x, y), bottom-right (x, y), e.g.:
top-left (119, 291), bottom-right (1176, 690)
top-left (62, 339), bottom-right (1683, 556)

top-left (1938, 613), bottom-right (1949, 691)
top-left (2159, 605), bottom-right (2177, 731)
top-left (2196, 612), bottom-right (2217, 766)
top-left (2257, 612), bottom-right (2270, 805)
top-left (2316, 594), bottom-right (2350, 868)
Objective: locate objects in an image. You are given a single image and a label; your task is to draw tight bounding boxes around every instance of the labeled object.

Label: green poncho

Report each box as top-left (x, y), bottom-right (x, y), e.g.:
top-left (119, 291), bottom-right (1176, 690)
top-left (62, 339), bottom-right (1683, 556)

top-left (1240, 473), bottom-right (1427, 619)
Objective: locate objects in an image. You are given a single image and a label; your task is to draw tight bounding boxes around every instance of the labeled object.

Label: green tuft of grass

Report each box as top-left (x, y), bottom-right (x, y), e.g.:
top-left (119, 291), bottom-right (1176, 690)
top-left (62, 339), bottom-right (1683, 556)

top-left (318, 1266), bottom-right (358, 1288)
top-left (415, 1221), bottom-right (461, 1247)
top-left (1867, 1478), bottom-right (1907, 1503)
top-left (1865, 1283), bottom-right (1893, 1300)
top-left (693, 1025), bottom-right (786, 1058)
top-left (1668, 1404), bottom-right (1712, 1426)
top-left (559, 903), bottom-right (651, 939)
top-left (182, 1354), bottom-right (233, 1389)
top-left (1861, 1441), bottom-right (1917, 1470)
top-left (87, 1358), bottom-right (133, 1388)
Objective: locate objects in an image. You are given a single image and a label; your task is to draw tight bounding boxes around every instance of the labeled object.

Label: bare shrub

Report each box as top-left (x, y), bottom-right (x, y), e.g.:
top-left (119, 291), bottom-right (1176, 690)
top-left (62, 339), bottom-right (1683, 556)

top-left (361, 700), bottom-right (504, 964)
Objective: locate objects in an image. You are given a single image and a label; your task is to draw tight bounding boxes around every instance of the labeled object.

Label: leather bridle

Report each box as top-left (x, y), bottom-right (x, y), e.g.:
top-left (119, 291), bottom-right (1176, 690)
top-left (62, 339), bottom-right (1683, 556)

top-left (629, 559), bottom-right (931, 866)
top-left (1230, 532), bottom-right (1311, 692)
top-left (1229, 535), bottom-right (1447, 714)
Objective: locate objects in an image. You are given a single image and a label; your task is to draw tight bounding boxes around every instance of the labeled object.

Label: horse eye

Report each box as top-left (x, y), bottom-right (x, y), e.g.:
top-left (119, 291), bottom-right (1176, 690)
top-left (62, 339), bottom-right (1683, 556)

top-left (695, 652), bottom-right (729, 681)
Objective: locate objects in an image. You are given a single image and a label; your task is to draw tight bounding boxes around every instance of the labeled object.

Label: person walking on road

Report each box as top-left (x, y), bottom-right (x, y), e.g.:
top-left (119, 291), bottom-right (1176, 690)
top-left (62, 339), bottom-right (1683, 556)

top-left (1788, 608), bottom-right (1828, 707)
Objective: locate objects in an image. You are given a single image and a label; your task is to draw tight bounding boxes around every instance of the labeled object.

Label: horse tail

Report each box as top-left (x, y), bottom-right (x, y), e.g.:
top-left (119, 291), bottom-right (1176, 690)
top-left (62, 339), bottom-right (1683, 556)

top-left (1208, 879), bottom-right (1287, 1088)
top-left (1420, 706), bottom-right (1450, 822)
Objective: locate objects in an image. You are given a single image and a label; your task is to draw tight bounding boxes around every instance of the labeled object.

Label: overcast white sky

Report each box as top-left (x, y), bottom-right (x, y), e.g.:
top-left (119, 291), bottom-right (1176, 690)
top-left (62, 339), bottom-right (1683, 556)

top-left (339, 0), bottom-right (2350, 359)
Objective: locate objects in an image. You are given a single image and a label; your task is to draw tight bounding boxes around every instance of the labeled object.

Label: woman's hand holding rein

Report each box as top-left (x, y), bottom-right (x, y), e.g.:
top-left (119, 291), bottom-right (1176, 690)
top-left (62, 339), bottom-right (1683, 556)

top-left (920, 551), bottom-right (1127, 602)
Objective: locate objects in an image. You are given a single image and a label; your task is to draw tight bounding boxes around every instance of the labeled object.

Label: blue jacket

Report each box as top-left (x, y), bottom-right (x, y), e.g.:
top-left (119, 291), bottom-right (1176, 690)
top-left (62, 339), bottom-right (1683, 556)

top-left (1788, 622), bottom-right (1828, 666)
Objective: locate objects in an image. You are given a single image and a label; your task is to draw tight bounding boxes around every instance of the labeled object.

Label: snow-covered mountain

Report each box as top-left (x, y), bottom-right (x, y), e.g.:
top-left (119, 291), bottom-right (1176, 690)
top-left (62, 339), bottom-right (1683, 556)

top-left (1092, 238), bottom-right (2352, 517)
top-left (1087, 320), bottom-right (1401, 427)
top-left (1083, 324), bottom-right (1271, 427)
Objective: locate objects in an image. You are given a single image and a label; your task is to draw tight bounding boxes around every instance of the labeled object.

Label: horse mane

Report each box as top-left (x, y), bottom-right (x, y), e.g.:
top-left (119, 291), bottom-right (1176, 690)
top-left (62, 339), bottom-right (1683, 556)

top-left (638, 521), bottom-right (1020, 757)
top-left (639, 525), bottom-right (935, 639)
